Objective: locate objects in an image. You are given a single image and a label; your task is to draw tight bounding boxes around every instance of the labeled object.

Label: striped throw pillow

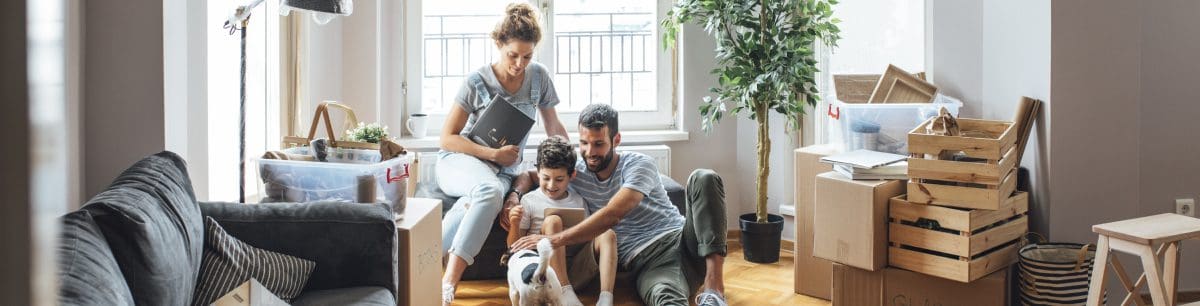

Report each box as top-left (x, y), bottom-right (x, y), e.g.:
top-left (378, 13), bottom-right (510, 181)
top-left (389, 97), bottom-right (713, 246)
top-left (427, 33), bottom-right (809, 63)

top-left (191, 217), bottom-right (315, 306)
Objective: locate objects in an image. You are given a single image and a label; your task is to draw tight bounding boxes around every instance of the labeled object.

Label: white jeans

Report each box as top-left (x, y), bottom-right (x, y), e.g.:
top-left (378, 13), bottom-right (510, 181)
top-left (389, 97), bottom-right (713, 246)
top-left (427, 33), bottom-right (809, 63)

top-left (437, 152), bottom-right (512, 265)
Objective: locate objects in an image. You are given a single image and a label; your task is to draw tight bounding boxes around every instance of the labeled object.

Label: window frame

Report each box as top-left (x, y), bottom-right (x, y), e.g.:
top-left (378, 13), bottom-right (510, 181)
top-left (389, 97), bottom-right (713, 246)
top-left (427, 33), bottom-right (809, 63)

top-left (403, 0), bottom-right (676, 138)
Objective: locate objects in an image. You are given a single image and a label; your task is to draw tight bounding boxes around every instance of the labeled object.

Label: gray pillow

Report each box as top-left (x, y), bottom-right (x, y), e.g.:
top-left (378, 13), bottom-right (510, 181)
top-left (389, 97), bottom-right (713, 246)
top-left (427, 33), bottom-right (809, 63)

top-left (191, 217), bottom-right (316, 306)
top-left (82, 151), bottom-right (205, 306)
top-left (57, 210), bottom-right (135, 306)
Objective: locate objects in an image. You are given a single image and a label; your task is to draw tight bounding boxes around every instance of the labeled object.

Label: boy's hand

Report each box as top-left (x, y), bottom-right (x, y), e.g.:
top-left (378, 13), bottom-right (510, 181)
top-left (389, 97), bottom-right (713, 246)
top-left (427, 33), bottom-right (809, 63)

top-left (499, 192), bottom-right (521, 230)
top-left (507, 205), bottom-right (524, 227)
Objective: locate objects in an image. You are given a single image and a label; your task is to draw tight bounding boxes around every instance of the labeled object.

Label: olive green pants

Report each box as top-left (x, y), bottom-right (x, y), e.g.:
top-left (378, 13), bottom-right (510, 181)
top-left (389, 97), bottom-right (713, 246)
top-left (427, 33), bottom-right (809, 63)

top-left (626, 169), bottom-right (727, 306)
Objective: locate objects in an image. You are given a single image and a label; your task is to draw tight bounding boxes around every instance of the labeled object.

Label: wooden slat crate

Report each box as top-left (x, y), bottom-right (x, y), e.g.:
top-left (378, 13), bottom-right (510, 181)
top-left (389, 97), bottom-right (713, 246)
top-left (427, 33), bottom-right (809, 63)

top-left (887, 192), bottom-right (1029, 283)
top-left (907, 118), bottom-right (1018, 210)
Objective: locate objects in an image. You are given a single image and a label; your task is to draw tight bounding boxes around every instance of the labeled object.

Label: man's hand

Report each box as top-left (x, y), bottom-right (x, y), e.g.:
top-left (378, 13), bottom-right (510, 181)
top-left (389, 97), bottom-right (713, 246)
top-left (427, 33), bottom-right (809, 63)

top-left (499, 192), bottom-right (521, 230)
top-left (511, 234), bottom-right (555, 251)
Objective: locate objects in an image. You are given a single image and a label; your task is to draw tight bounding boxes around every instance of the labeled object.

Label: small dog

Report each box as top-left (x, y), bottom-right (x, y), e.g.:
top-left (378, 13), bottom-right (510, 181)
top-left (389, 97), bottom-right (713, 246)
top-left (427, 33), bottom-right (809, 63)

top-left (505, 238), bottom-right (564, 306)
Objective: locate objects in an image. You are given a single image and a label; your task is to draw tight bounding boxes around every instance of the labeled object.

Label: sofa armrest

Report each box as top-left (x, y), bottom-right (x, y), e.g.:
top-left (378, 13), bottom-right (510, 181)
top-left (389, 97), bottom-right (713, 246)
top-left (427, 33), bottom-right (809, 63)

top-left (198, 201), bottom-right (397, 299)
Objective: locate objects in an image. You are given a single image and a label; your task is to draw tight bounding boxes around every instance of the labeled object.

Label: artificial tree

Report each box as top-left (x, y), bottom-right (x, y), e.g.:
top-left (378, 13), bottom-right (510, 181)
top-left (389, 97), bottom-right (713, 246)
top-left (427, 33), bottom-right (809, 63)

top-left (663, 0), bottom-right (840, 263)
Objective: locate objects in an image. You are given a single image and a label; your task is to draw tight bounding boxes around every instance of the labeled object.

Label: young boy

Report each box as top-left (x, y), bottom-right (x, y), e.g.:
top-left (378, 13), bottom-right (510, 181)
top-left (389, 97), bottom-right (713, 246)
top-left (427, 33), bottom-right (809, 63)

top-left (507, 136), bottom-right (618, 306)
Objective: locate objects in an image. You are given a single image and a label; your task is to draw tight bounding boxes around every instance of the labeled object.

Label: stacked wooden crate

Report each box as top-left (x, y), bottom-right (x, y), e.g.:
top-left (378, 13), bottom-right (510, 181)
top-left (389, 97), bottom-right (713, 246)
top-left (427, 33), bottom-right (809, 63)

top-left (888, 117), bottom-right (1029, 283)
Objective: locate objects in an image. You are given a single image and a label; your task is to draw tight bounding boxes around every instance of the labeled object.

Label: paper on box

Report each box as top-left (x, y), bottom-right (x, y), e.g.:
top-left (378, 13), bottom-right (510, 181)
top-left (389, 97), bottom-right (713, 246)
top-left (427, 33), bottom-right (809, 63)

top-left (813, 172), bottom-right (904, 271)
top-left (211, 279), bottom-right (288, 306)
top-left (793, 145), bottom-right (842, 299)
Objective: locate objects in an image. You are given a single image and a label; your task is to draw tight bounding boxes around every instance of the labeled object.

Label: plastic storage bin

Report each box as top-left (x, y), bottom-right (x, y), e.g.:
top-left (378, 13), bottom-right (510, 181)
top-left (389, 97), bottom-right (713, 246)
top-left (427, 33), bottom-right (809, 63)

top-left (257, 147), bottom-right (411, 212)
top-left (827, 94), bottom-right (962, 155)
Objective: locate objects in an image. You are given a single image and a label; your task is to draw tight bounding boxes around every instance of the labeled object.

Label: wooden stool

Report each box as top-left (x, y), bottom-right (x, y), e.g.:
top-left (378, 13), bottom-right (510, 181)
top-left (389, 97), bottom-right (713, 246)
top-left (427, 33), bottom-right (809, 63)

top-left (1087, 213), bottom-right (1200, 306)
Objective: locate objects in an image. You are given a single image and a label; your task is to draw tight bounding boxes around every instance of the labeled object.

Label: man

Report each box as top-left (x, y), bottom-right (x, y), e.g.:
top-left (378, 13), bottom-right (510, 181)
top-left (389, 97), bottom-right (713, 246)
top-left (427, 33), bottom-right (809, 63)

top-left (510, 104), bottom-right (729, 306)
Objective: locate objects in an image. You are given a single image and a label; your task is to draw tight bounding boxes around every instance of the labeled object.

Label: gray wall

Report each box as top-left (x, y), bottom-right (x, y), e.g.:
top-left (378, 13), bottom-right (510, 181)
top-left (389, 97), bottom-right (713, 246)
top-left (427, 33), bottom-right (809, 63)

top-left (83, 0), bottom-right (165, 198)
top-left (1138, 0), bottom-right (1200, 292)
top-left (936, 0), bottom-right (1200, 295)
top-left (1, 2), bottom-right (32, 305)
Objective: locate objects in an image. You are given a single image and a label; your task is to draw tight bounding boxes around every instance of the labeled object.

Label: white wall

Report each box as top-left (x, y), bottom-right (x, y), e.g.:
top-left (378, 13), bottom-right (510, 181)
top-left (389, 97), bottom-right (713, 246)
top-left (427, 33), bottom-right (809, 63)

top-left (930, 0), bottom-right (1054, 239)
top-left (980, 0), bottom-right (1051, 237)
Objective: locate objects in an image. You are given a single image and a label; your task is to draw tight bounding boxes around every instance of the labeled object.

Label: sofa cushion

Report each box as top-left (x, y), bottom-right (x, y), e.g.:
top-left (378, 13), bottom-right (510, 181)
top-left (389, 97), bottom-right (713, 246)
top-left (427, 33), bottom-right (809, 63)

top-left (291, 286), bottom-right (395, 306)
top-left (81, 151), bottom-right (204, 306)
top-left (192, 217), bottom-right (316, 306)
top-left (58, 210), bottom-right (135, 306)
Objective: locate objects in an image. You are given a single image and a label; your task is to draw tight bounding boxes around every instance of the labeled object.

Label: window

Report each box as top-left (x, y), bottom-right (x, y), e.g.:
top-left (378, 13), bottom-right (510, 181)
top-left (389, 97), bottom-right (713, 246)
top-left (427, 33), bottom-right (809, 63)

top-left (828, 1), bottom-right (925, 74)
top-left (407, 0), bottom-right (674, 135)
top-left (205, 0), bottom-right (280, 202)
top-left (813, 0), bottom-right (926, 144)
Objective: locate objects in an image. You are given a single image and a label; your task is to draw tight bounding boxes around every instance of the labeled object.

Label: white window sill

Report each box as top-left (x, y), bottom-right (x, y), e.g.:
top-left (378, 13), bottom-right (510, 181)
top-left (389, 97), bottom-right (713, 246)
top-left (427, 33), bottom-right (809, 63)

top-left (395, 129), bottom-right (690, 151)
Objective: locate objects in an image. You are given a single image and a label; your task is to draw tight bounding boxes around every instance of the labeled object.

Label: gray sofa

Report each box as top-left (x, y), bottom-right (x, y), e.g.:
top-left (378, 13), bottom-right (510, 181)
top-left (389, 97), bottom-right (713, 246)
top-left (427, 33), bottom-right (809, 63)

top-left (416, 170), bottom-right (686, 281)
top-left (57, 151), bottom-right (399, 306)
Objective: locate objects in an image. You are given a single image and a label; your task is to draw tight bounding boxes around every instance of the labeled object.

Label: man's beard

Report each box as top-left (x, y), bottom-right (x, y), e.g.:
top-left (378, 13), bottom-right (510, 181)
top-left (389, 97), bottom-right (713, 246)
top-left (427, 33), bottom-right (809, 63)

top-left (586, 150), bottom-right (615, 173)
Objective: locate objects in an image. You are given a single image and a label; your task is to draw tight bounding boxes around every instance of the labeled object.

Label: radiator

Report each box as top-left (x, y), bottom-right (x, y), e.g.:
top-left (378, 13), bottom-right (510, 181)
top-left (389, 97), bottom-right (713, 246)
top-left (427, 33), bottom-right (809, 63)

top-left (413, 145), bottom-right (671, 187)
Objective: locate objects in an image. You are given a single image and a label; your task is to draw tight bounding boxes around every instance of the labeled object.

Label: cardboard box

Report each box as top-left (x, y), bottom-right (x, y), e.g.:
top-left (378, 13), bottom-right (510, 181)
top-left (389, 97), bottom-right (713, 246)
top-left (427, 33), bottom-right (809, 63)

top-left (211, 279), bottom-right (288, 306)
top-left (813, 172), bottom-right (904, 271)
top-left (397, 198), bottom-right (443, 306)
top-left (831, 265), bottom-right (1010, 306)
top-left (793, 145), bottom-right (842, 299)
top-left (884, 267), bottom-right (1008, 306)
top-left (831, 263), bottom-right (884, 306)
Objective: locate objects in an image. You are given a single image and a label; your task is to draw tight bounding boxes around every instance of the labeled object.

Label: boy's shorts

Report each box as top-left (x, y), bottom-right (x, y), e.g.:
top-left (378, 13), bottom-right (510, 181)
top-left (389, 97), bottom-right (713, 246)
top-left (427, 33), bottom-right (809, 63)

top-left (565, 241), bottom-right (600, 289)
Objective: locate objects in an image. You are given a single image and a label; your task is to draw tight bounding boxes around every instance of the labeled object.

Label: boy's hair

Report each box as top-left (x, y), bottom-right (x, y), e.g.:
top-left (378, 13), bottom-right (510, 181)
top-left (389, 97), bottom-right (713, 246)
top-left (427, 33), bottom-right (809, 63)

top-left (578, 104), bottom-right (619, 139)
top-left (535, 135), bottom-right (576, 176)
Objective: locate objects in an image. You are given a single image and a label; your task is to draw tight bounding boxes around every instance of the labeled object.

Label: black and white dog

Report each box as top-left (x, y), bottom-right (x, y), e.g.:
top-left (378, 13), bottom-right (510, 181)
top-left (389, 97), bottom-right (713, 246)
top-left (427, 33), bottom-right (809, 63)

top-left (505, 238), bottom-right (564, 306)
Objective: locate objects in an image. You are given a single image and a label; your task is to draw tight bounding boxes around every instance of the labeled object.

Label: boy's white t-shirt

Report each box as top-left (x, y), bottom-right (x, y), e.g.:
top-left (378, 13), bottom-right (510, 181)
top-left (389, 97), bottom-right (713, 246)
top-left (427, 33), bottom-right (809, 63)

top-left (519, 186), bottom-right (587, 235)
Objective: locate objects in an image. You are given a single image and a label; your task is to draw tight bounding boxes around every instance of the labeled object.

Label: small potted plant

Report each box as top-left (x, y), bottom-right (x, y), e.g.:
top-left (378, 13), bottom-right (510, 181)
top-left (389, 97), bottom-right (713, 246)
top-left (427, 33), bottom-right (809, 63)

top-left (344, 122), bottom-right (392, 144)
top-left (663, 0), bottom-right (840, 263)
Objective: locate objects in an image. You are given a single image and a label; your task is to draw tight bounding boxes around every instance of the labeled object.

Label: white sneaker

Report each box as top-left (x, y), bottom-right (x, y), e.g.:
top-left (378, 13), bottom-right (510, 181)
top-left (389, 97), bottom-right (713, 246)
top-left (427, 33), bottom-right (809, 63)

top-left (695, 288), bottom-right (728, 306)
top-left (560, 285), bottom-right (584, 306)
top-left (596, 291), bottom-right (614, 306)
top-left (442, 282), bottom-right (456, 306)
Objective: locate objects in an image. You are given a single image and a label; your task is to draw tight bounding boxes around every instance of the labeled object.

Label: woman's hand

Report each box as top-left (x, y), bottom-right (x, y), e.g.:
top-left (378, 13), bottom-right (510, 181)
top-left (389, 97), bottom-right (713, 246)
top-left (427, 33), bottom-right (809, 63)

top-left (491, 145), bottom-right (520, 166)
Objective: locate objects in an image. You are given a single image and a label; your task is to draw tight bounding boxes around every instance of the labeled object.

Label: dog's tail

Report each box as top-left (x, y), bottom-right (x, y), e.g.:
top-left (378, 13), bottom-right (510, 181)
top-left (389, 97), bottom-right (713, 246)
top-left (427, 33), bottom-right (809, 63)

top-left (532, 238), bottom-right (554, 285)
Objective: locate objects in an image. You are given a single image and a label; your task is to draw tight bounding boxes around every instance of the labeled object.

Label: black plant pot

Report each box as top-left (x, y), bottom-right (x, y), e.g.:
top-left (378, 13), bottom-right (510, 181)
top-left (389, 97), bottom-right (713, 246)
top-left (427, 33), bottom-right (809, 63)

top-left (739, 213), bottom-right (784, 264)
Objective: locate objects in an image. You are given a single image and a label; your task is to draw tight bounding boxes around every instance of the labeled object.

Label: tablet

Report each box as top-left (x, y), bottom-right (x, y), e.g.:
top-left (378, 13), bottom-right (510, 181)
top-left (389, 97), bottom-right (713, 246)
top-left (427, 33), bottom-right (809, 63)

top-left (544, 207), bottom-right (586, 228)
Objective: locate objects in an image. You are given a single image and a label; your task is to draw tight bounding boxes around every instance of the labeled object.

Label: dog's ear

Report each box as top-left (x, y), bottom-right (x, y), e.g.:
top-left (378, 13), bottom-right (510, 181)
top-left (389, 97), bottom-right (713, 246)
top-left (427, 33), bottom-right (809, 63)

top-left (499, 250), bottom-right (514, 267)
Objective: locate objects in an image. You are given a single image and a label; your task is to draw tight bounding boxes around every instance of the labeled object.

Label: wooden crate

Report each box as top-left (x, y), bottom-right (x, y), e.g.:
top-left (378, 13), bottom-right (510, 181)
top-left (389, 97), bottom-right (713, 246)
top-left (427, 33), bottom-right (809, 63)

top-left (887, 192), bottom-right (1028, 283)
top-left (907, 118), bottom-right (1018, 210)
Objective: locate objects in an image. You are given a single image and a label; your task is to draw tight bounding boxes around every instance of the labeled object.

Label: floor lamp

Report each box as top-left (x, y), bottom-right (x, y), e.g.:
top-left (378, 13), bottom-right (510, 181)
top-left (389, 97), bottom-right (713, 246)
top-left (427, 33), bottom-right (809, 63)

top-left (225, 0), bottom-right (352, 203)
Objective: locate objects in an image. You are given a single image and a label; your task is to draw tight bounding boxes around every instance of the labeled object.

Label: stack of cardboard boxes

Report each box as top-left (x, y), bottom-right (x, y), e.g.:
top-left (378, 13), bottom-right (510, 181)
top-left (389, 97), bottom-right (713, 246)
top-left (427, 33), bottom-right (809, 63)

top-left (794, 116), bottom-right (1024, 305)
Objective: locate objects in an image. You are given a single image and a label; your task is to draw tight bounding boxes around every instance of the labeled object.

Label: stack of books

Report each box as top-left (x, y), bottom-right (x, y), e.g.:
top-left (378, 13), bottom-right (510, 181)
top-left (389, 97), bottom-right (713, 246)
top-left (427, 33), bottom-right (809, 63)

top-left (819, 150), bottom-right (908, 180)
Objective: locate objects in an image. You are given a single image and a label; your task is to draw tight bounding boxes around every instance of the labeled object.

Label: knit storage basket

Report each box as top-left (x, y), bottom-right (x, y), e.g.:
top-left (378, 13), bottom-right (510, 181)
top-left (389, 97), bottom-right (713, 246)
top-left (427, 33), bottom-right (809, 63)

top-left (1017, 235), bottom-right (1104, 306)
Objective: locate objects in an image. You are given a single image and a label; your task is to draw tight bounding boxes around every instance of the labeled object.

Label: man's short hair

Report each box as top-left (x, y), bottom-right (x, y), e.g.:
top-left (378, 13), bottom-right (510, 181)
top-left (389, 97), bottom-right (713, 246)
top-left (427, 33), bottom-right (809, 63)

top-left (536, 135), bottom-right (576, 176)
top-left (578, 104), bottom-right (619, 139)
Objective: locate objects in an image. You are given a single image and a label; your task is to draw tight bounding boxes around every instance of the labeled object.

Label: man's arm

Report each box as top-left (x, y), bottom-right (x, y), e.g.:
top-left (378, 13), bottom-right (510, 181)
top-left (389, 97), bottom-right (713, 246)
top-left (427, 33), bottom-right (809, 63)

top-left (513, 187), bottom-right (642, 250)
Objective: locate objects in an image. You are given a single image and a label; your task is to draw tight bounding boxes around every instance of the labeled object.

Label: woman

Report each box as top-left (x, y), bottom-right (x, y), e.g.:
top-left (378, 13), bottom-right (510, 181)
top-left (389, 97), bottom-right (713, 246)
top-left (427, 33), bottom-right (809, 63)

top-left (437, 3), bottom-right (568, 305)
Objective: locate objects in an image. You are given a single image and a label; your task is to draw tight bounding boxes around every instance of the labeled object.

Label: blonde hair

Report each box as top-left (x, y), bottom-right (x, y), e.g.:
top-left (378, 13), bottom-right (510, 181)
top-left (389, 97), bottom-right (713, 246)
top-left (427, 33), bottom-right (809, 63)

top-left (491, 2), bottom-right (542, 45)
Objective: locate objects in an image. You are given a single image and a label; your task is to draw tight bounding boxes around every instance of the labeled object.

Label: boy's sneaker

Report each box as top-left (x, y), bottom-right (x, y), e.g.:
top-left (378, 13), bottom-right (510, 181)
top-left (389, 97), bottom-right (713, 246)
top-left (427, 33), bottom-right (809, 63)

top-left (560, 285), bottom-right (584, 306)
top-left (695, 288), bottom-right (728, 306)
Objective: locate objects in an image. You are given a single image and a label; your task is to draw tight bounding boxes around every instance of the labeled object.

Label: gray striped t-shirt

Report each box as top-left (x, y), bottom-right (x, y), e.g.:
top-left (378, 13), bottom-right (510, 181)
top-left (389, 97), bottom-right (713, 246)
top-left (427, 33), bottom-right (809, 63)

top-left (573, 151), bottom-right (685, 265)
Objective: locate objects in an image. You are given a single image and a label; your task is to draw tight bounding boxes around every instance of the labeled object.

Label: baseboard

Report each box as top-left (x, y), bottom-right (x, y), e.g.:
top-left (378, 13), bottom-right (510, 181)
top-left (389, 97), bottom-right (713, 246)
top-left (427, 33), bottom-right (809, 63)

top-left (726, 230), bottom-right (794, 253)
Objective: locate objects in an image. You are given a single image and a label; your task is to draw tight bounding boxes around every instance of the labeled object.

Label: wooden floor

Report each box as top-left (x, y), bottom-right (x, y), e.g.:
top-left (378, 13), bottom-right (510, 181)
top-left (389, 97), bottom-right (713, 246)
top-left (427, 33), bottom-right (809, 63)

top-left (452, 243), bottom-right (831, 306)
